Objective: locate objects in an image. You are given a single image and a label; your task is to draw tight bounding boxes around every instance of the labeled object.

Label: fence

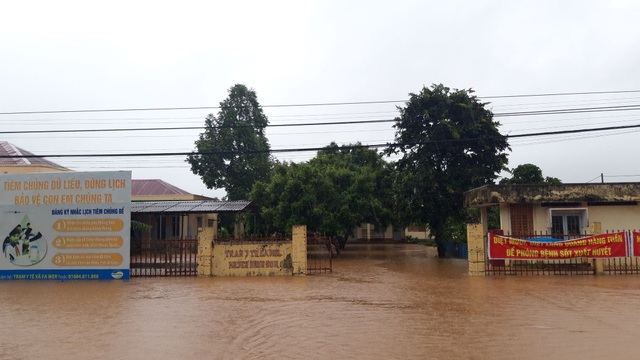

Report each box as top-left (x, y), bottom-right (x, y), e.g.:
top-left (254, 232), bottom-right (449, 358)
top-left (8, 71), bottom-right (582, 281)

top-left (307, 235), bottom-right (332, 274)
top-left (130, 239), bottom-right (198, 277)
top-left (483, 231), bottom-right (640, 276)
top-left (131, 235), bottom-right (333, 277)
top-left (444, 241), bottom-right (468, 259)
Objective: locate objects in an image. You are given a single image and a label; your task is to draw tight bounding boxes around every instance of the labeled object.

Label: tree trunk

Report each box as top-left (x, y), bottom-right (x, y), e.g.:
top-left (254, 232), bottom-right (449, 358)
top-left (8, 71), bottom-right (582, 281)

top-left (436, 242), bottom-right (446, 258)
top-left (337, 235), bottom-right (348, 250)
top-left (431, 221), bottom-right (448, 258)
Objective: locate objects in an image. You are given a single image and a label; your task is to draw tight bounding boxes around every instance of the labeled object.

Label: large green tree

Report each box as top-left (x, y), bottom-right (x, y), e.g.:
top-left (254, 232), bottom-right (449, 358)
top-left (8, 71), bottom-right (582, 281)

top-left (187, 84), bottom-right (272, 200)
top-left (250, 142), bottom-right (394, 245)
top-left (387, 84), bottom-right (510, 257)
top-left (499, 163), bottom-right (562, 185)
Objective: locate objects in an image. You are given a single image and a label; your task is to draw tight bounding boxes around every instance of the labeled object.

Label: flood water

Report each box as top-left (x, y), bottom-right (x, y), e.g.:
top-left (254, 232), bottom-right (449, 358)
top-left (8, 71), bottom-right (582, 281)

top-left (2, 243), bottom-right (640, 359)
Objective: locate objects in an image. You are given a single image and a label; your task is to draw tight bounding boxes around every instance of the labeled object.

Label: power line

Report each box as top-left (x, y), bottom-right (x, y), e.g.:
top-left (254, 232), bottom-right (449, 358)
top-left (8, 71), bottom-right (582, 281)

top-left (506, 123), bottom-right (640, 138)
top-left (604, 174), bottom-right (640, 178)
top-left (4, 122), bottom-right (640, 159)
top-left (3, 90), bottom-right (640, 116)
top-left (0, 119), bottom-right (394, 135)
top-left (494, 104), bottom-right (640, 117)
top-left (585, 175), bottom-right (603, 184)
top-left (0, 100), bottom-right (405, 116)
top-left (481, 89), bottom-right (640, 99)
top-left (4, 103), bottom-right (640, 135)
top-left (509, 128), bottom-right (640, 147)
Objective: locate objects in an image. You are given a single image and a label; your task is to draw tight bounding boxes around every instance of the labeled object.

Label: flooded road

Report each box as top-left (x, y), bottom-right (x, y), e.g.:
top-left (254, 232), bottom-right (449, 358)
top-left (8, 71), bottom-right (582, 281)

top-left (2, 243), bottom-right (640, 359)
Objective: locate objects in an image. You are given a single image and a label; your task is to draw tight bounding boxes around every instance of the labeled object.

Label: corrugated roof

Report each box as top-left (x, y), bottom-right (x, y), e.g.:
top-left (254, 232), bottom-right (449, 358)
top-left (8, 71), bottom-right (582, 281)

top-left (131, 179), bottom-right (191, 196)
top-left (132, 200), bottom-right (254, 213)
top-left (0, 141), bottom-right (69, 169)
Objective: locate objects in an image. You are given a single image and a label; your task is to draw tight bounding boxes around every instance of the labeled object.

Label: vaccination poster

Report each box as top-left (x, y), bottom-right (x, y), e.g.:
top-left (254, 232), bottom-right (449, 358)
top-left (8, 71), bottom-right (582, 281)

top-left (1, 171), bottom-right (131, 280)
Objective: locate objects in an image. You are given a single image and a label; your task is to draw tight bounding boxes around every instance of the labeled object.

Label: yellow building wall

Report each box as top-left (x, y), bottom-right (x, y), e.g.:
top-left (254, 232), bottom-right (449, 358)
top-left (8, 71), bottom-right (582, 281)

top-left (587, 206), bottom-right (640, 231)
top-left (131, 212), bottom-right (217, 241)
top-left (532, 205), bottom-right (551, 233)
top-left (499, 203), bottom-right (640, 234)
top-left (186, 213), bottom-right (217, 239)
top-left (356, 223), bottom-right (394, 240)
top-left (499, 204), bottom-right (511, 234)
top-left (405, 226), bottom-right (430, 240)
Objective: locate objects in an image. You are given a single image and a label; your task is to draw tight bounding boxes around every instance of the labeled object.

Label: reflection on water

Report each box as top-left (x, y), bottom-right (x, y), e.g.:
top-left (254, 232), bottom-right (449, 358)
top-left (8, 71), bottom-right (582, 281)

top-left (2, 243), bottom-right (640, 359)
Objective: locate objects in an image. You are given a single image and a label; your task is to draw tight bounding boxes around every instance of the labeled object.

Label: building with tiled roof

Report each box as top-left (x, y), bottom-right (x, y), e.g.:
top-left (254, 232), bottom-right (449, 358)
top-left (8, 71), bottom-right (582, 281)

top-left (131, 179), bottom-right (216, 201)
top-left (0, 141), bottom-right (70, 173)
top-left (131, 179), bottom-right (254, 240)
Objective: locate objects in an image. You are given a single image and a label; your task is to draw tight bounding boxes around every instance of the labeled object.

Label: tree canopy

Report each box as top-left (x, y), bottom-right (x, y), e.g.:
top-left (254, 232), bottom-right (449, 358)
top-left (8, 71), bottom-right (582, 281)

top-left (386, 84), bottom-right (510, 257)
top-left (250, 143), bottom-right (394, 242)
top-left (499, 163), bottom-right (562, 185)
top-left (187, 84), bottom-right (272, 200)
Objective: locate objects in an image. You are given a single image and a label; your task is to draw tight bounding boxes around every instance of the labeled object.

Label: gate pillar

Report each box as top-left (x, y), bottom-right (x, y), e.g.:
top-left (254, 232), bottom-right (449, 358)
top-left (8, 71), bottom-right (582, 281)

top-left (467, 224), bottom-right (486, 276)
top-left (292, 225), bottom-right (307, 275)
top-left (591, 222), bottom-right (605, 275)
top-left (197, 227), bottom-right (215, 277)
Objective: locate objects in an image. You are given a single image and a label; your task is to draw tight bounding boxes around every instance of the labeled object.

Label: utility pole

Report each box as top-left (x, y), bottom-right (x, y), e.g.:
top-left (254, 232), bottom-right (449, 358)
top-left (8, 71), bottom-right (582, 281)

top-left (601, 173), bottom-right (604, 183)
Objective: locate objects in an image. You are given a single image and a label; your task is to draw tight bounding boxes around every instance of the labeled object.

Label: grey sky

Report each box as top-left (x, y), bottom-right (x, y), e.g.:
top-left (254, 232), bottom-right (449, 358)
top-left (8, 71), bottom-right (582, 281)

top-left (2, 1), bottom-right (640, 199)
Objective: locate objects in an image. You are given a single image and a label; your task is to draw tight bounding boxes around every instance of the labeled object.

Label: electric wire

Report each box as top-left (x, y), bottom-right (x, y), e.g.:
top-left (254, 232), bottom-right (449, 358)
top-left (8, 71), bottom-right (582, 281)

top-left (3, 122), bottom-right (640, 159)
top-left (4, 103), bottom-right (640, 135)
top-left (3, 90), bottom-right (640, 116)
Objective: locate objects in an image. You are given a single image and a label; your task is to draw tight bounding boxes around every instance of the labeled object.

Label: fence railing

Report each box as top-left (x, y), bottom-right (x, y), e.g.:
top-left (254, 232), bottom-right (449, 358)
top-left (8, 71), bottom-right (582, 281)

top-left (131, 235), bottom-right (334, 277)
top-left (307, 236), bottom-right (332, 274)
top-left (484, 230), bottom-right (640, 275)
top-left (130, 239), bottom-right (198, 277)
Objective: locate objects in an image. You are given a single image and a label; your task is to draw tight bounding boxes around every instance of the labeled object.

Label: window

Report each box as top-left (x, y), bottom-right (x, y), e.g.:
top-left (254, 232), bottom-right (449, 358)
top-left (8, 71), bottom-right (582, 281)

top-left (197, 216), bottom-right (203, 228)
top-left (156, 215), bottom-right (166, 240)
top-left (171, 215), bottom-right (180, 237)
top-left (207, 219), bottom-right (215, 227)
top-left (549, 208), bottom-right (587, 239)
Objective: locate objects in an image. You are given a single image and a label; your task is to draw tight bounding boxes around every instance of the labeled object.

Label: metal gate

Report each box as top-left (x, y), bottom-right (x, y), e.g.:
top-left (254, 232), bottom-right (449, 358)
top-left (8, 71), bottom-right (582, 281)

top-left (131, 239), bottom-right (198, 277)
top-left (307, 235), bottom-right (332, 274)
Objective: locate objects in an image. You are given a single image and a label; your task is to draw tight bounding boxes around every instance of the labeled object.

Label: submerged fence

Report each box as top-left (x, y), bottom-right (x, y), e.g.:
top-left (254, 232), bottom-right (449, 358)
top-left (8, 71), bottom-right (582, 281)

top-left (130, 239), bottom-right (198, 277)
top-left (130, 234), bottom-right (333, 277)
top-left (306, 235), bottom-right (333, 274)
top-left (482, 230), bottom-right (640, 275)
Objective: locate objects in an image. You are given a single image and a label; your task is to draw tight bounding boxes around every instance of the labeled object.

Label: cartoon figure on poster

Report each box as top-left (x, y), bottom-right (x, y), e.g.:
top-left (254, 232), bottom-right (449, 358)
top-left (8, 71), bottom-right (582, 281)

top-left (1, 213), bottom-right (47, 266)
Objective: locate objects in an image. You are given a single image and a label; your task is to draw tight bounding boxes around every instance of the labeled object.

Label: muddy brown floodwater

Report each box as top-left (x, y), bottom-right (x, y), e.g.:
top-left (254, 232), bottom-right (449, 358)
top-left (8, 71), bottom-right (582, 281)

top-left (2, 243), bottom-right (640, 360)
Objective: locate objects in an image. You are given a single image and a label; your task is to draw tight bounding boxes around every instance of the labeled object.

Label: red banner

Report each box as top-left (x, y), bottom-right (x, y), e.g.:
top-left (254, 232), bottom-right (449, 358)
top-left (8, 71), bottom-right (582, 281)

top-left (633, 232), bottom-right (640, 257)
top-left (489, 232), bottom-right (628, 260)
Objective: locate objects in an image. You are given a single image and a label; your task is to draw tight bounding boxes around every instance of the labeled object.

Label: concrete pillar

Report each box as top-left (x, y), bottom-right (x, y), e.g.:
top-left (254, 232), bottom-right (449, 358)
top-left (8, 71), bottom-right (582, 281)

top-left (467, 223), bottom-right (486, 276)
top-left (233, 214), bottom-right (241, 238)
top-left (197, 227), bottom-right (215, 277)
top-left (591, 222), bottom-right (604, 275)
top-left (480, 207), bottom-right (489, 235)
top-left (291, 225), bottom-right (307, 275)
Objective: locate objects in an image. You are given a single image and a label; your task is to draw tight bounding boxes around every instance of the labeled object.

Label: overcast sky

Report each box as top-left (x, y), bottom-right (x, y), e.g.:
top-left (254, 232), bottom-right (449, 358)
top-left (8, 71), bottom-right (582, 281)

top-left (2, 1), bottom-right (640, 199)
